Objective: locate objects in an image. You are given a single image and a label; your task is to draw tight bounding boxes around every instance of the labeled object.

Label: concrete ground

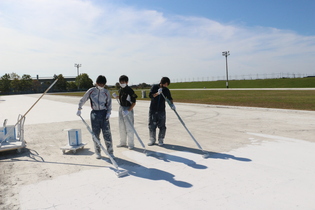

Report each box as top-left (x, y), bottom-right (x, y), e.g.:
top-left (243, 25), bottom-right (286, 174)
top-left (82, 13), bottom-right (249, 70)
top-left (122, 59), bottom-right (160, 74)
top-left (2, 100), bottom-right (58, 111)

top-left (0, 93), bottom-right (315, 210)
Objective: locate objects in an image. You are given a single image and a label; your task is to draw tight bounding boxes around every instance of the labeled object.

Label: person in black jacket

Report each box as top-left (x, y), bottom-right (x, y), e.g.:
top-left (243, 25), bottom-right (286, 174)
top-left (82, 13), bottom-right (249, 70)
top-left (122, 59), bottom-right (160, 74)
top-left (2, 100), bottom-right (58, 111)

top-left (113, 75), bottom-right (137, 149)
top-left (148, 77), bottom-right (175, 146)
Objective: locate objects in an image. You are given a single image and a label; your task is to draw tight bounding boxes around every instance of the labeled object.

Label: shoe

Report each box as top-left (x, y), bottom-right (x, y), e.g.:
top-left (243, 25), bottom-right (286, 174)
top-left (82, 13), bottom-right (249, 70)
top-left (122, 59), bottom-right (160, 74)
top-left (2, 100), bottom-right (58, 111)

top-left (128, 146), bottom-right (134, 150)
top-left (148, 142), bottom-right (155, 146)
top-left (117, 144), bottom-right (127, 148)
top-left (96, 154), bottom-right (101, 159)
top-left (109, 154), bottom-right (115, 159)
top-left (158, 142), bottom-right (163, 146)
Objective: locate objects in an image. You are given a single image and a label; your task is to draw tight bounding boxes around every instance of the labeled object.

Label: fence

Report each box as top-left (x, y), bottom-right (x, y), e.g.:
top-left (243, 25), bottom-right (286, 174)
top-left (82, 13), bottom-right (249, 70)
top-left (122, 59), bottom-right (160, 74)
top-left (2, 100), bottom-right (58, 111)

top-left (172, 73), bottom-right (315, 83)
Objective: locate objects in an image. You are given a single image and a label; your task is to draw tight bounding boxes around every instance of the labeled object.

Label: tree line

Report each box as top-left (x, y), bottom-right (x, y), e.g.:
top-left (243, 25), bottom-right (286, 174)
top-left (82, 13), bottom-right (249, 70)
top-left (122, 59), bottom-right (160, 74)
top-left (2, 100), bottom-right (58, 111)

top-left (0, 73), bottom-right (93, 94)
top-left (0, 73), bottom-right (152, 95)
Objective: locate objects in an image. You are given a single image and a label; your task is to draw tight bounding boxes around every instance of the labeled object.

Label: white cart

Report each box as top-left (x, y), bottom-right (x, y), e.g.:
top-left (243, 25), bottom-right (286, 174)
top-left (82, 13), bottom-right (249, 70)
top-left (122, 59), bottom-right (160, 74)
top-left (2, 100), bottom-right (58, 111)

top-left (0, 114), bottom-right (26, 153)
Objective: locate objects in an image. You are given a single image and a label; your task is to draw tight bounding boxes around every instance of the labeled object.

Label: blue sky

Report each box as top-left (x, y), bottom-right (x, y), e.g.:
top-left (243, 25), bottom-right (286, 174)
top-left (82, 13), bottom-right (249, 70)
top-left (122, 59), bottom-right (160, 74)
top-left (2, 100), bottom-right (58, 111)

top-left (115, 0), bottom-right (315, 36)
top-left (1, 0), bottom-right (314, 85)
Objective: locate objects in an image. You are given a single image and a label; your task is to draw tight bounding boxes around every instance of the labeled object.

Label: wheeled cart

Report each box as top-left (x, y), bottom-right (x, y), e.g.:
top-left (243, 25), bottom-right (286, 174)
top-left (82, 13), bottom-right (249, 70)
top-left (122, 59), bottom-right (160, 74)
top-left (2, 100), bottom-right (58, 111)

top-left (60, 143), bottom-right (87, 154)
top-left (0, 114), bottom-right (26, 153)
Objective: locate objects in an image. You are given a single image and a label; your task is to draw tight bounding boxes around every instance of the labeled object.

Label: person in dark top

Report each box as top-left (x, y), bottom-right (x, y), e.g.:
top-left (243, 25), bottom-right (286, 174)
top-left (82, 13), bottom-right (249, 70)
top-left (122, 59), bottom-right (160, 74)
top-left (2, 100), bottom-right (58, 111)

top-left (113, 75), bottom-right (137, 149)
top-left (148, 77), bottom-right (175, 146)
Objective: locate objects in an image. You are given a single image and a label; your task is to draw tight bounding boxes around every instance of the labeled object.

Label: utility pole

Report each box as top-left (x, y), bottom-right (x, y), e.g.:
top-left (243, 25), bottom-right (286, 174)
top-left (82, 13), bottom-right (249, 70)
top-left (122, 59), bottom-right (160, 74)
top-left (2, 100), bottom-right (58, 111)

top-left (74, 63), bottom-right (82, 76)
top-left (222, 51), bottom-right (230, 88)
top-left (74, 63), bottom-right (81, 90)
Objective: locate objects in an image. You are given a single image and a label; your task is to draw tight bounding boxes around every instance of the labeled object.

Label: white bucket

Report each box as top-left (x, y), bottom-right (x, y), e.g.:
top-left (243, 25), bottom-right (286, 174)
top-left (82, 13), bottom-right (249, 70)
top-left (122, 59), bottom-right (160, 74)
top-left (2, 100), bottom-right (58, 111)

top-left (68, 129), bottom-right (82, 146)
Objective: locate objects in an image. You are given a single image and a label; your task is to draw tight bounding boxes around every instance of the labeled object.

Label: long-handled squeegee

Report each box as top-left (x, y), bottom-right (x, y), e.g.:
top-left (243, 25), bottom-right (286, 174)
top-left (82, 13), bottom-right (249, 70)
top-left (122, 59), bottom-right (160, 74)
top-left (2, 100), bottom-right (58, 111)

top-left (161, 92), bottom-right (210, 158)
top-left (79, 115), bottom-right (129, 178)
top-left (113, 95), bottom-right (150, 156)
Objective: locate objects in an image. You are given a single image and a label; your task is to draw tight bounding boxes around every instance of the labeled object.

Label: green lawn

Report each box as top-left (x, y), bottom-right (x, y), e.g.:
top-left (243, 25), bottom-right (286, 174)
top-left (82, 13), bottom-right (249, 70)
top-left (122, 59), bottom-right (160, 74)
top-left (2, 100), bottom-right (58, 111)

top-left (168, 77), bottom-right (315, 89)
top-left (53, 89), bottom-right (315, 111)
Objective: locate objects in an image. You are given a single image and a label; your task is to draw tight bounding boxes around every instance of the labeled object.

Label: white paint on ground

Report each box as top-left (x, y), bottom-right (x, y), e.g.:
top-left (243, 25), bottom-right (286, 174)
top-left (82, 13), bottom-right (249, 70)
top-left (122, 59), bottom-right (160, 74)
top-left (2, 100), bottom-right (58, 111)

top-left (19, 134), bottom-right (315, 210)
top-left (0, 95), bottom-right (118, 125)
top-left (247, 132), bottom-right (306, 142)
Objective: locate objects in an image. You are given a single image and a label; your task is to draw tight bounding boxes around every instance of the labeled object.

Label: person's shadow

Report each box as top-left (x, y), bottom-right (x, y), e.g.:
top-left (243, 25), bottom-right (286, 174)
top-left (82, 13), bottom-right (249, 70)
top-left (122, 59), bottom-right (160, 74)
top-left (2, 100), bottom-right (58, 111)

top-left (1, 148), bottom-right (193, 188)
top-left (161, 144), bottom-right (252, 162)
top-left (132, 147), bottom-right (207, 169)
top-left (105, 157), bottom-right (193, 188)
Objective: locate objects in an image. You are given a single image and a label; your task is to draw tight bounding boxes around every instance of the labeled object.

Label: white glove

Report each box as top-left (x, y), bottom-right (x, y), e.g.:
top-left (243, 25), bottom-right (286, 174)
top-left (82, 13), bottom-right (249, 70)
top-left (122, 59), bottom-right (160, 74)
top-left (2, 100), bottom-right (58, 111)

top-left (76, 110), bottom-right (81, 116)
top-left (157, 88), bottom-right (163, 95)
top-left (112, 93), bottom-right (117, 98)
top-left (171, 104), bottom-right (176, 110)
top-left (106, 113), bottom-right (111, 120)
top-left (122, 110), bottom-right (129, 116)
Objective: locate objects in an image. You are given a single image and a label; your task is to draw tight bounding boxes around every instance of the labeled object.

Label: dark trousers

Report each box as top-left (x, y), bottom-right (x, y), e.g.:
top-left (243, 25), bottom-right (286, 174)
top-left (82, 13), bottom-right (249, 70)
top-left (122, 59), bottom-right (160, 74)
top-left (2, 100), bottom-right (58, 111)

top-left (148, 110), bottom-right (166, 143)
top-left (90, 110), bottom-right (113, 155)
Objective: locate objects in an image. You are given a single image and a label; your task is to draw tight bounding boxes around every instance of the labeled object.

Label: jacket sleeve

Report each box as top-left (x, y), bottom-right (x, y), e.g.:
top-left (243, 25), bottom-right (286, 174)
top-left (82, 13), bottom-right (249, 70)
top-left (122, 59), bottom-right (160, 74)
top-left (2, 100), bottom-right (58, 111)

top-left (78, 88), bottom-right (92, 110)
top-left (149, 85), bottom-right (157, 98)
top-left (129, 87), bottom-right (137, 103)
top-left (106, 90), bottom-right (112, 114)
top-left (164, 88), bottom-right (173, 101)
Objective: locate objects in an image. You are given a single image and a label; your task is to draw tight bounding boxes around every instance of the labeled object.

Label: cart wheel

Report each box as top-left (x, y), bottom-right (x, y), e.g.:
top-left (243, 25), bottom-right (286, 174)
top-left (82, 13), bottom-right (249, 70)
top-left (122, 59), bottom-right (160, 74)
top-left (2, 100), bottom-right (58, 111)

top-left (17, 148), bottom-right (22, 153)
top-left (62, 150), bottom-right (65, 154)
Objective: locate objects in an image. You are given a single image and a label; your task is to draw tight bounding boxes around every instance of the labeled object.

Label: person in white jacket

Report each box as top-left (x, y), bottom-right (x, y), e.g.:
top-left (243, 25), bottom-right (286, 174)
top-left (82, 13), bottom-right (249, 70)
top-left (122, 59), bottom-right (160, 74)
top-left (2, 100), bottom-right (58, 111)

top-left (77, 75), bottom-right (113, 159)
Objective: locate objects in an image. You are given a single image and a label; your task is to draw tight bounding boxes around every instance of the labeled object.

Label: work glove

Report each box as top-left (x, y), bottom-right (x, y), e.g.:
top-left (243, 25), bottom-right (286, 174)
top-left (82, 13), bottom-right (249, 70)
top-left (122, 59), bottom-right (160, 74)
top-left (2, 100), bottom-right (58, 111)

top-left (171, 104), bottom-right (176, 110)
top-left (76, 110), bottom-right (81, 116)
top-left (157, 88), bottom-right (163, 95)
top-left (112, 93), bottom-right (118, 98)
top-left (122, 110), bottom-right (129, 116)
top-left (106, 113), bottom-right (111, 120)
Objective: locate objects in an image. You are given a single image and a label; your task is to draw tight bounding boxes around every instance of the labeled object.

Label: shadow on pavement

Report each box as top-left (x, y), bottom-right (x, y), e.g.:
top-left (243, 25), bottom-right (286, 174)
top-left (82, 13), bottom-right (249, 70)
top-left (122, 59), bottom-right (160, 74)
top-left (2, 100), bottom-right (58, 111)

top-left (161, 144), bottom-right (252, 162)
top-left (1, 148), bottom-right (193, 188)
top-left (0, 148), bottom-right (106, 168)
top-left (131, 147), bottom-right (207, 169)
top-left (110, 157), bottom-right (193, 188)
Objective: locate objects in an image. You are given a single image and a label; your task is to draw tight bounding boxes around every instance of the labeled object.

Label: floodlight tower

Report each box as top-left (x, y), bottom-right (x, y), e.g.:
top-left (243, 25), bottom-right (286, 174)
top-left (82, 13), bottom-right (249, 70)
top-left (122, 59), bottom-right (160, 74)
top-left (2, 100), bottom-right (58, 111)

top-left (222, 51), bottom-right (230, 88)
top-left (74, 63), bottom-right (82, 76)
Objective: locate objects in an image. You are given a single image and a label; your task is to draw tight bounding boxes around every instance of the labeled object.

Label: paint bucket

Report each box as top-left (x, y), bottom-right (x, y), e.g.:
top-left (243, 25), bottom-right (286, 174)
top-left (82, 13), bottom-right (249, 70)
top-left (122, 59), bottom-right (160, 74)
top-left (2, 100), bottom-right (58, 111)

top-left (68, 129), bottom-right (82, 146)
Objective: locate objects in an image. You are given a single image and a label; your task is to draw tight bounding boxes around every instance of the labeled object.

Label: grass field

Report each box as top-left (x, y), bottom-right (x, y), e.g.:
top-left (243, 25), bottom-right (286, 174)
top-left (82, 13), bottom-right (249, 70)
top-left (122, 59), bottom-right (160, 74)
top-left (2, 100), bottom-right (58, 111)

top-left (169, 77), bottom-right (315, 89)
top-left (52, 77), bottom-right (315, 111)
top-left (53, 89), bottom-right (315, 111)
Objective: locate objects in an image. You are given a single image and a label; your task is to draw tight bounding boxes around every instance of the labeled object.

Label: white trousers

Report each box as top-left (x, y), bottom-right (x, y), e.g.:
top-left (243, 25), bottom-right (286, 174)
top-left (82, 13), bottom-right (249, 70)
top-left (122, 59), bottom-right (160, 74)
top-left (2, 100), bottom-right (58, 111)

top-left (119, 106), bottom-right (135, 147)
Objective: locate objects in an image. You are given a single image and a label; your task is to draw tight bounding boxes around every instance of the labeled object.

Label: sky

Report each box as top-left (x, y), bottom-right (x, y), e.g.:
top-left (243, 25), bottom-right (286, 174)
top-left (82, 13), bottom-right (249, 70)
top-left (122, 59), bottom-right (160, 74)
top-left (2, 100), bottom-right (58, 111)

top-left (0, 0), bottom-right (314, 85)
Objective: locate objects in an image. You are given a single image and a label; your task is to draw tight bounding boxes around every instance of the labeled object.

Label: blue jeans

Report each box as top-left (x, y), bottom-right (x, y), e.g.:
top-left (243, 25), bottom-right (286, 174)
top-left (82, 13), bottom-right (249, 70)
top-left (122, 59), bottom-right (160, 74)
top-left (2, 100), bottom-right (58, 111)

top-left (148, 110), bottom-right (166, 144)
top-left (90, 110), bottom-right (113, 155)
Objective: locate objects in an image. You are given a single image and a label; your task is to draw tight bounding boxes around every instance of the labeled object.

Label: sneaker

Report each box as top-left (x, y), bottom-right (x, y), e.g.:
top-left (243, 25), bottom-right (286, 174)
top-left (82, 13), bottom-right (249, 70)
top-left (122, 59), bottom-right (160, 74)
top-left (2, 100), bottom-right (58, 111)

top-left (128, 146), bottom-right (134, 150)
top-left (148, 142), bottom-right (155, 146)
top-left (116, 144), bottom-right (127, 148)
top-left (96, 154), bottom-right (102, 159)
top-left (158, 142), bottom-right (163, 146)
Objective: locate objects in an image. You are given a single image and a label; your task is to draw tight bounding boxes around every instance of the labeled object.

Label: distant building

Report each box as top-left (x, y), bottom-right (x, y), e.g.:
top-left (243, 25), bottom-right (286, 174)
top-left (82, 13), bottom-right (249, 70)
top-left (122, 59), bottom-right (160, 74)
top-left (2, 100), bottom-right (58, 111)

top-left (33, 75), bottom-right (76, 84)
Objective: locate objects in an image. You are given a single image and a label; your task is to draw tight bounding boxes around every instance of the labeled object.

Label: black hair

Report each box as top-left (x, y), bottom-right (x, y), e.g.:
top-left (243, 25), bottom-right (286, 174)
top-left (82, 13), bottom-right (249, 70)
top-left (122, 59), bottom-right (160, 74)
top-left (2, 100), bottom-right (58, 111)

top-left (96, 75), bottom-right (107, 85)
top-left (160, 77), bottom-right (170, 85)
top-left (119, 75), bottom-right (129, 83)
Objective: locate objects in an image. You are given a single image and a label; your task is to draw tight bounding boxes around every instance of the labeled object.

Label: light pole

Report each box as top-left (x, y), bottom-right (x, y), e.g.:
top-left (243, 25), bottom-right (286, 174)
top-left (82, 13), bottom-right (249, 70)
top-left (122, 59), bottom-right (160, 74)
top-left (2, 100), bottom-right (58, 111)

top-left (74, 63), bottom-right (81, 76)
top-left (222, 51), bottom-right (230, 88)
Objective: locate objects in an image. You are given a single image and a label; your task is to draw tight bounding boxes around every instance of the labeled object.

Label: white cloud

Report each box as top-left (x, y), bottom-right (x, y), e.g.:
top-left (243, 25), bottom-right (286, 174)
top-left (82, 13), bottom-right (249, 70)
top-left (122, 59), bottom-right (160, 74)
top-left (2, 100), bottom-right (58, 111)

top-left (0, 0), bottom-right (314, 85)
